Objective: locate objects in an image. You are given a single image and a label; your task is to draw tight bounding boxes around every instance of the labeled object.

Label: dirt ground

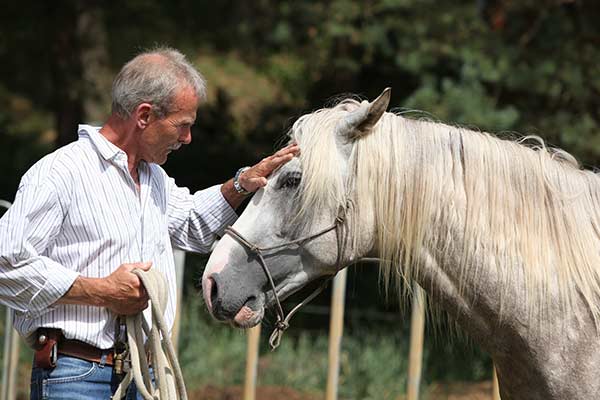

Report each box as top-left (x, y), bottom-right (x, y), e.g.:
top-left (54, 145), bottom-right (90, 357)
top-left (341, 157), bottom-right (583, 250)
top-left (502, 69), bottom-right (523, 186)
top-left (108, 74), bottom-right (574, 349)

top-left (426, 381), bottom-right (493, 400)
top-left (191, 380), bottom-right (494, 400)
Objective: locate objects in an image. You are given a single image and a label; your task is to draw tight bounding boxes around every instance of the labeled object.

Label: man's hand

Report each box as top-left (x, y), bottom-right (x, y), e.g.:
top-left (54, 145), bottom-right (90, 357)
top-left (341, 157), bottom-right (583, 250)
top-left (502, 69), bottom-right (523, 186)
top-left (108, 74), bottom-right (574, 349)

top-left (102, 262), bottom-right (152, 315)
top-left (221, 143), bottom-right (299, 209)
top-left (238, 143), bottom-right (300, 192)
top-left (57, 261), bottom-right (152, 315)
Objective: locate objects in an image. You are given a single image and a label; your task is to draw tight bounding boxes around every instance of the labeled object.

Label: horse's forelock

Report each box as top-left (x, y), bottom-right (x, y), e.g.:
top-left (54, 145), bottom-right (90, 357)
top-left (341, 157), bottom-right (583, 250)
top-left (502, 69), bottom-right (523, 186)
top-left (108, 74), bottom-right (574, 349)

top-left (289, 100), bottom-right (363, 226)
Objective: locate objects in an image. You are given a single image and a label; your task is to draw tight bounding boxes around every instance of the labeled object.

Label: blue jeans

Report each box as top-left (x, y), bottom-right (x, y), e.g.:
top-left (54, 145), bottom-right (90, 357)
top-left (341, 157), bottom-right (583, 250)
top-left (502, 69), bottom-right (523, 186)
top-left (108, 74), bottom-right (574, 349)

top-left (30, 354), bottom-right (146, 400)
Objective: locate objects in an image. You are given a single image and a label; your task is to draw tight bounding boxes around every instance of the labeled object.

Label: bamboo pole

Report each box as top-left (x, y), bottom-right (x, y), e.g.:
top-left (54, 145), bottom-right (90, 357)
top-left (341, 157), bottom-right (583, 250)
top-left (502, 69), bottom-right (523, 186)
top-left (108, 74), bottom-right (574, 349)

top-left (407, 283), bottom-right (426, 400)
top-left (493, 364), bottom-right (501, 400)
top-left (243, 325), bottom-right (262, 400)
top-left (326, 268), bottom-right (348, 400)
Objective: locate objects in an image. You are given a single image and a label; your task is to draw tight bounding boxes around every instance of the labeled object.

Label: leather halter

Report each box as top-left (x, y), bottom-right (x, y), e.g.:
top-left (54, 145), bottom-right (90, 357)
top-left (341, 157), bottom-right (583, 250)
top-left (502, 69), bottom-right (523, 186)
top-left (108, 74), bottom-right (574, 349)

top-left (223, 201), bottom-right (351, 349)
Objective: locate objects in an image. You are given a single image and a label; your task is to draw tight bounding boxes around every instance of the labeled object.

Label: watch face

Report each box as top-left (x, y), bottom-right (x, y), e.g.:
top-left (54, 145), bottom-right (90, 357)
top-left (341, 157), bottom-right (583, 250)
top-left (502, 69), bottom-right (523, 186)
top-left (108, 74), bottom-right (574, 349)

top-left (235, 167), bottom-right (250, 194)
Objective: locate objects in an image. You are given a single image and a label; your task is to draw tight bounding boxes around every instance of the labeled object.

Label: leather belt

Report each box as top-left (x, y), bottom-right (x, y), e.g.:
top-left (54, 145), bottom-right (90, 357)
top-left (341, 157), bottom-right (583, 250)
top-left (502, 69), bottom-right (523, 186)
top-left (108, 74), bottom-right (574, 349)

top-left (33, 328), bottom-right (114, 368)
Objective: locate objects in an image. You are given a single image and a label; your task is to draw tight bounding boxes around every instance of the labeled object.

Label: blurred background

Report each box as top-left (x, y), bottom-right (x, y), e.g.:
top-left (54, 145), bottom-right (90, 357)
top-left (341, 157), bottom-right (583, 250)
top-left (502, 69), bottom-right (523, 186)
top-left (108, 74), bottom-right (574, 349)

top-left (1, 0), bottom-right (599, 398)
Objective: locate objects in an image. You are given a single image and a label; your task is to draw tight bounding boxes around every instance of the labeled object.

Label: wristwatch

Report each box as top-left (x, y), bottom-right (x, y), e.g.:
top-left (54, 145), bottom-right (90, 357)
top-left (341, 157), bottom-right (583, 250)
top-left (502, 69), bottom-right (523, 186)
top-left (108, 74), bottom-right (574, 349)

top-left (233, 166), bottom-right (251, 195)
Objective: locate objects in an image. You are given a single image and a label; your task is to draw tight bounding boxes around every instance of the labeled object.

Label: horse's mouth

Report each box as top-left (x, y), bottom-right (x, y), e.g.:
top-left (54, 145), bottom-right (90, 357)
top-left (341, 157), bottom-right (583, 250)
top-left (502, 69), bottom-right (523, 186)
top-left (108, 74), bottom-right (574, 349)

top-left (230, 284), bottom-right (290, 328)
top-left (232, 296), bottom-right (265, 328)
top-left (228, 278), bottom-right (311, 328)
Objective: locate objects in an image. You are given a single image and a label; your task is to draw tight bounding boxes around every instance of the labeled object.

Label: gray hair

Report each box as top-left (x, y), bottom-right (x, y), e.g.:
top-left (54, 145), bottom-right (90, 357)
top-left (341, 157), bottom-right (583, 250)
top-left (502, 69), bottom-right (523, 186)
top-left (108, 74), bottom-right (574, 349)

top-left (111, 47), bottom-right (206, 119)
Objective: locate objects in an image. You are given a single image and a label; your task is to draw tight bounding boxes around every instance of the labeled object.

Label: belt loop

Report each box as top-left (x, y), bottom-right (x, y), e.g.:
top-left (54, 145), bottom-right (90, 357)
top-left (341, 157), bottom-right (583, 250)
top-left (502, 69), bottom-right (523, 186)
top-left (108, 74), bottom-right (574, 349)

top-left (99, 352), bottom-right (107, 368)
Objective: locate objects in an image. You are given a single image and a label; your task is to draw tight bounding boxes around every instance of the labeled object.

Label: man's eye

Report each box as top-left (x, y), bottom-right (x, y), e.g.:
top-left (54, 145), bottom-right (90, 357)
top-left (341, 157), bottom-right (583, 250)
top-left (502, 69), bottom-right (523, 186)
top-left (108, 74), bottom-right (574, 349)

top-left (279, 174), bottom-right (301, 189)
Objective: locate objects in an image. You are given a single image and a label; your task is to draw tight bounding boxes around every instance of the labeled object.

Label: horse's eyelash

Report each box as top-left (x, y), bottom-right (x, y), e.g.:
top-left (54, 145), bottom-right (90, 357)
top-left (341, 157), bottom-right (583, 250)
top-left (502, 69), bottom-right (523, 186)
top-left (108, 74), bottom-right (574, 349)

top-left (278, 172), bottom-right (302, 189)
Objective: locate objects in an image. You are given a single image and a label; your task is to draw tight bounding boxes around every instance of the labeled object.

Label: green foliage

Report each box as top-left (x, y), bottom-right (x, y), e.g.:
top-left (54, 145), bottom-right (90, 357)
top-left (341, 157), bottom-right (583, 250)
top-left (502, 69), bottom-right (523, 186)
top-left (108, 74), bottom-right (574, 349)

top-left (0, 87), bottom-right (53, 201)
top-left (178, 302), bottom-right (248, 386)
top-left (405, 77), bottom-right (519, 131)
top-left (177, 287), bottom-right (489, 399)
top-left (178, 293), bottom-right (410, 399)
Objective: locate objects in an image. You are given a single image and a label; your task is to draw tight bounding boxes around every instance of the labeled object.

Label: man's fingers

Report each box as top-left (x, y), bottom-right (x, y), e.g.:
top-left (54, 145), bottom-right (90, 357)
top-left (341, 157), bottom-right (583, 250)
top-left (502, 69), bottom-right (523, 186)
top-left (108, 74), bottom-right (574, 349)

top-left (254, 177), bottom-right (268, 187)
top-left (282, 144), bottom-right (300, 155)
top-left (266, 153), bottom-right (294, 170)
top-left (139, 261), bottom-right (152, 271)
top-left (128, 262), bottom-right (152, 271)
top-left (239, 144), bottom-right (298, 191)
top-left (273, 144), bottom-right (299, 158)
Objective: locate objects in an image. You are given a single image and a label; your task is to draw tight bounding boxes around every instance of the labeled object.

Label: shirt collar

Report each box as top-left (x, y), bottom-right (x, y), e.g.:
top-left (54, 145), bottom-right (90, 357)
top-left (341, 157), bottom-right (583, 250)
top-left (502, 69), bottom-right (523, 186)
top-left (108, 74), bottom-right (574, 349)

top-left (77, 124), bottom-right (126, 161)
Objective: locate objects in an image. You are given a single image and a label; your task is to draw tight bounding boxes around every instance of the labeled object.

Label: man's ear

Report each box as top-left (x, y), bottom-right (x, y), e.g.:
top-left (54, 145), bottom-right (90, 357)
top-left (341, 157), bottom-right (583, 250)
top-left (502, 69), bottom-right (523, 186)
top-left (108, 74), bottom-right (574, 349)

top-left (135, 103), bottom-right (153, 129)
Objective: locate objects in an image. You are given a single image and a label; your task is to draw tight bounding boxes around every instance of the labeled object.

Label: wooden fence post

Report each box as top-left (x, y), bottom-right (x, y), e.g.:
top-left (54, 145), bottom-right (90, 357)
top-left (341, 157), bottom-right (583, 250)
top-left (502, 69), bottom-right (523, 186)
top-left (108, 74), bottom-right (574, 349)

top-left (407, 283), bottom-right (426, 400)
top-left (1, 310), bottom-right (19, 400)
top-left (171, 249), bottom-right (186, 352)
top-left (326, 268), bottom-right (348, 400)
top-left (0, 200), bottom-right (18, 400)
top-left (244, 325), bottom-right (262, 400)
top-left (493, 364), bottom-right (501, 400)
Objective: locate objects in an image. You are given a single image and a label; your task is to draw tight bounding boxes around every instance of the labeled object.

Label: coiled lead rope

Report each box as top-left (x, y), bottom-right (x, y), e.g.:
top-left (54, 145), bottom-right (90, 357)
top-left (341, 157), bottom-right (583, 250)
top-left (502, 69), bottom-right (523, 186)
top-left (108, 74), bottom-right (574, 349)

top-left (112, 268), bottom-right (187, 400)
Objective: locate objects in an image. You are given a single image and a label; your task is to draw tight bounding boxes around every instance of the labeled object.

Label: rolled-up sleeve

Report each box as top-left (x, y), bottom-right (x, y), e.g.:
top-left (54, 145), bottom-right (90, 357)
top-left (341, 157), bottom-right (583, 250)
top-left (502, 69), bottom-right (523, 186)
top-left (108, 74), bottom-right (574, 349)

top-left (0, 183), bottom-right (79, 318)
top-left (167, 181), bottom-right (238, 253)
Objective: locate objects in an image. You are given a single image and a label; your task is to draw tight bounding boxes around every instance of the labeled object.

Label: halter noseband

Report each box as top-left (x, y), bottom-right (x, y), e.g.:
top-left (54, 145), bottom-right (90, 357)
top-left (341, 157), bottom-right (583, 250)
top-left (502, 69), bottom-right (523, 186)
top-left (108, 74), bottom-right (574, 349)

top-left (223, 201), bottom-right (351, 350)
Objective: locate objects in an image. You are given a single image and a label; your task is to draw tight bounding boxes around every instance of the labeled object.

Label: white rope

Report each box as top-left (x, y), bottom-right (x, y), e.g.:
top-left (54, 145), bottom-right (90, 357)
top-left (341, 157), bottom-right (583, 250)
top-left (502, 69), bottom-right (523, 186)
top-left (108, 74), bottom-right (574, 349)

top-left (112, 268), bottom-right (187, 400)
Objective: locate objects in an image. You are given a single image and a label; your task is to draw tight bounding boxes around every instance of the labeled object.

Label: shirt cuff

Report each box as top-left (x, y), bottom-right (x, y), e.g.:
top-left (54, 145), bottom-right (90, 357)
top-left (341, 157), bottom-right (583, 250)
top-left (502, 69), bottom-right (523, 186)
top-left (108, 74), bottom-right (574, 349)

top-left (21, 258), bottom-right (80, 319)
top-left (201, 184), bottom-right (238, 233)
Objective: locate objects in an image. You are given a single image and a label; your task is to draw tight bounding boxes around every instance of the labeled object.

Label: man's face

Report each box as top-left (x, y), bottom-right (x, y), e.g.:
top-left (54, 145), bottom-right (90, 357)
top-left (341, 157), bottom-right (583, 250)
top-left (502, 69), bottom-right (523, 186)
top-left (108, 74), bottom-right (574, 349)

top-left (140, 85), bottom-right (198, 165)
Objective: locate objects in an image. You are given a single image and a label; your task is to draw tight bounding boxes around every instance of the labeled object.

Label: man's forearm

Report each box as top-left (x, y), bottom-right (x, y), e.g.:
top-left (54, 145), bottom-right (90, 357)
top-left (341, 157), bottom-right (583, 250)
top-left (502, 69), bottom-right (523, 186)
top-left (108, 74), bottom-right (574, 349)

top-left (56, 262), bottom-right (151, 315)
top-left (56, 275), bottom-right (108, 307)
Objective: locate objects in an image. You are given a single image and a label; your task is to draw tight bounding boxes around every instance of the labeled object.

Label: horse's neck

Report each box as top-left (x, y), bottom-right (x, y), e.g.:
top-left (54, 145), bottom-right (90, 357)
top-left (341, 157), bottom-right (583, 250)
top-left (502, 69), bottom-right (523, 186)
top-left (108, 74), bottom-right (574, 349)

top-left (412, 221), bottom-right (600, 399)
top-left (377, 118), bottom-right (600, 399)
top-left (413, 234), bottom-right (508, 345)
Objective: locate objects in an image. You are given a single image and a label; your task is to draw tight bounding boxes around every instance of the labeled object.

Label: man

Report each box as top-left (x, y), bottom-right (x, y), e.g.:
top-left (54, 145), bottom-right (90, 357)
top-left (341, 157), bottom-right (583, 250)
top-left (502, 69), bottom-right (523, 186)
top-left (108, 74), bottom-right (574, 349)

top-left (0, 47), bottom-right (298, 399)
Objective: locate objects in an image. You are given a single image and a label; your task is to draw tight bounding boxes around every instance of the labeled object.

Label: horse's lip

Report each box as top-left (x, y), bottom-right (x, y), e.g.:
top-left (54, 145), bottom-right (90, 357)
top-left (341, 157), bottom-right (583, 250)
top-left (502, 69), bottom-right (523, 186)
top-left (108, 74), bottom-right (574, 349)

top-left (229, 294), bottom-right (266, 328)
top-left (231, 303), bottom-right (264, 328)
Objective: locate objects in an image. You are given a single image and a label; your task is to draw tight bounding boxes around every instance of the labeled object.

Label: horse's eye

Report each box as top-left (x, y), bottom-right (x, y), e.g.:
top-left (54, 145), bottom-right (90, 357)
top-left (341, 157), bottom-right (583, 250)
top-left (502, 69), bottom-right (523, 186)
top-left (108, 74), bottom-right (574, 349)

top-left (279, 174), bottom-right (301, 189)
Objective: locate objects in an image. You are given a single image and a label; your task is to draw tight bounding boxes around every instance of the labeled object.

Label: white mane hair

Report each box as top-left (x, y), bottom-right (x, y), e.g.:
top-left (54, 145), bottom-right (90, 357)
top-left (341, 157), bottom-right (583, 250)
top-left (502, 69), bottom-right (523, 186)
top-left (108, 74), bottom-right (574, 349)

top-left (291, 98), bottom-right (600, 326)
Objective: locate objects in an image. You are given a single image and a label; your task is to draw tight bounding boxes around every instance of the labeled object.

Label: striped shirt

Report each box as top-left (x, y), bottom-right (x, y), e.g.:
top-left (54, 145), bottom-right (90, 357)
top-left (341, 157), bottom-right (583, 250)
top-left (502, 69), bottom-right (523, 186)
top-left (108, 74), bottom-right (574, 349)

top-left (0, 125), bottom-right (237, 349)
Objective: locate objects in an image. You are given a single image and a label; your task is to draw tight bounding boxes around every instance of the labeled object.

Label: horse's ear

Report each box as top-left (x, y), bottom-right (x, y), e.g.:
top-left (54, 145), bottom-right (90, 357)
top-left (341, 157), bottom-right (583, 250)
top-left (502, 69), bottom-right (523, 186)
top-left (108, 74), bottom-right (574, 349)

top-left (336, 87), bottom-right (391, 141)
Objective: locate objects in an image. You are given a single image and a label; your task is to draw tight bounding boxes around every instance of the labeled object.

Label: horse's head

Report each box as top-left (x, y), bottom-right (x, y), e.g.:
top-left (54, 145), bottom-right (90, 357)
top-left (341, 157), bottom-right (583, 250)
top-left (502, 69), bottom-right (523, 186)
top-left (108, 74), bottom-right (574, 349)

top-left (202, 88), bottom-right (391, 328)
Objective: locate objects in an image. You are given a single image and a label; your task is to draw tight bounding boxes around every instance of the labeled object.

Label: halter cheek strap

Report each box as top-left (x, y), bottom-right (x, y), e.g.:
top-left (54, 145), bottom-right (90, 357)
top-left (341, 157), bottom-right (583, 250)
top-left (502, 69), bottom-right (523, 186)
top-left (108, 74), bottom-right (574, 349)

top-left (223, 201), bottom-right (350, 350)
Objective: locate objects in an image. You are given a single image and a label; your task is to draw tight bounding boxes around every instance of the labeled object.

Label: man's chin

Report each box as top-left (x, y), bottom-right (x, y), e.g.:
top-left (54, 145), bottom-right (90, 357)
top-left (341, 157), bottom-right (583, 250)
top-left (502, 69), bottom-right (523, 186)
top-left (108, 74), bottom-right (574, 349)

top-left (154, 153), bottom-right (169, 165)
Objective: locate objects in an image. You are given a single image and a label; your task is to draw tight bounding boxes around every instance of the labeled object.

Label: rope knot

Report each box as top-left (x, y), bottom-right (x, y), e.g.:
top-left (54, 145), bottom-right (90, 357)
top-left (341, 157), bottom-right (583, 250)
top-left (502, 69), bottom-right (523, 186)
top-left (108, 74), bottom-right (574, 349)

top-left (275, 320), bottom-right (289, 331)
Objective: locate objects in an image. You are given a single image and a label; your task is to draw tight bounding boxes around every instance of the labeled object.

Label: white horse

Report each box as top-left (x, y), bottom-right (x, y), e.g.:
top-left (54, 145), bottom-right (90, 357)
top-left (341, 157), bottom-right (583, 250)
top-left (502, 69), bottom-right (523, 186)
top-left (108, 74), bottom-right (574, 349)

top-left (202, 88), bottom-right (600, 399)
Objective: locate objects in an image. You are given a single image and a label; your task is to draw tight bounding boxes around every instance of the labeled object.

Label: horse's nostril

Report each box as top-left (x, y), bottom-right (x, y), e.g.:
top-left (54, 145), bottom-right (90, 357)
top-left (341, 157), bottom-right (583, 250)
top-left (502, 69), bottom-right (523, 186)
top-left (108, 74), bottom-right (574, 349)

top-left (209, 276), bottom-right (218, 308)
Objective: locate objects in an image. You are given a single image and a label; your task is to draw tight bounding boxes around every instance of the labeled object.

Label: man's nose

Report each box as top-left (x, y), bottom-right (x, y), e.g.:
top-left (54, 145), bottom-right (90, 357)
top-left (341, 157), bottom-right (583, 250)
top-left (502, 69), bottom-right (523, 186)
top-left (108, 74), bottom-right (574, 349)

top-left (180, 129), bottom-right (192, 145)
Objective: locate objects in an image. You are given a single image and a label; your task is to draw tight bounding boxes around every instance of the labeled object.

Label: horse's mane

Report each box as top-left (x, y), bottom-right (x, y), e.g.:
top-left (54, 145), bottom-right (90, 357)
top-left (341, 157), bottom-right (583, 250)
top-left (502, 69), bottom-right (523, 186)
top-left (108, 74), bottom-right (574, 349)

top-left (291, 98), bottom-right (600, 326)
